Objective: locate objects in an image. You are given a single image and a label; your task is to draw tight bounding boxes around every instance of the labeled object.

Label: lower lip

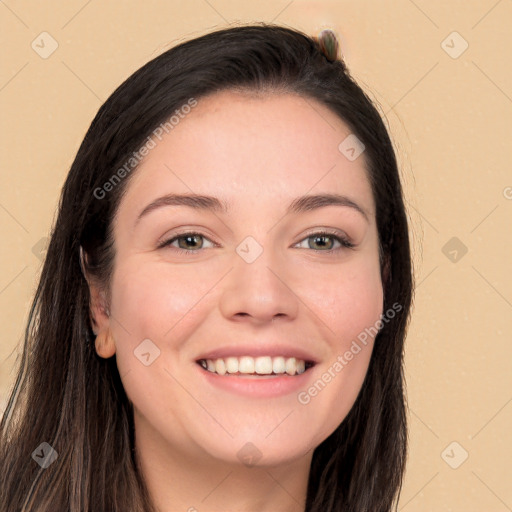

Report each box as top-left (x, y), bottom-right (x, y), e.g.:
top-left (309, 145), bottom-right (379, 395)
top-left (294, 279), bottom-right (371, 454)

top-left (196, 363), bottom-right (316, 398)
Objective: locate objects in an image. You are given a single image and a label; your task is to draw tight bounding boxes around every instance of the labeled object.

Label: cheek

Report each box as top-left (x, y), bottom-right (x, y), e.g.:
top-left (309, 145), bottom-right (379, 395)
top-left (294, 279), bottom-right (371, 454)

top-left (110, 260), bottom-right (212, 340)
top-left (107, 261), bottom-right (208, 428)
top-left (111, 267), bottom-right (166, 338)
top-left (107, 258), bottom-right (225, 395)
top-left (298, 254), bottom-right (384, 349)
top-left (297, 255), bottom-right (382, 383)
top-left (293, 259), bottom-right (383, 444)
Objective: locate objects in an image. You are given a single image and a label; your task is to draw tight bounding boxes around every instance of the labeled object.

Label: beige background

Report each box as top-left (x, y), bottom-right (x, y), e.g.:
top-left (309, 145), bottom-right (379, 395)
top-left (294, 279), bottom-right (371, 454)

top-left (1, 1), bottom-right (511, 510)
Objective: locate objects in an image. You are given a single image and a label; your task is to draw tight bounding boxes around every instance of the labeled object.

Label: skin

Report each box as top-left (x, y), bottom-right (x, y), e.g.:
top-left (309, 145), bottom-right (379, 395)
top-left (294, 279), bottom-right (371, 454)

top-left (88, 90), bottom-right (384, 512)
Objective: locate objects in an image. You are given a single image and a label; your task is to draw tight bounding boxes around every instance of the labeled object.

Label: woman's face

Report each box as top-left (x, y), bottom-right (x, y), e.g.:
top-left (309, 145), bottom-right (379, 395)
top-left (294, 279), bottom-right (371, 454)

top-left (103, 90), bottom-right (383, 467)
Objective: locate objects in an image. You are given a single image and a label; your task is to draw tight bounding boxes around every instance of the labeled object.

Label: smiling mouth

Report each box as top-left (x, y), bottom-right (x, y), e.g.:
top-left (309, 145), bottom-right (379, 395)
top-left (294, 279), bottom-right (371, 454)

top-left (196, 356), bottom-right (316, 376)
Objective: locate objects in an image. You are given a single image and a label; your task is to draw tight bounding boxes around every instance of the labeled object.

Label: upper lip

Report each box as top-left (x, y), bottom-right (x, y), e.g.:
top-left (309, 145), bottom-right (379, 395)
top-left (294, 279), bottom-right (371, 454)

top-left (195, 344), bottom-right (319, 364)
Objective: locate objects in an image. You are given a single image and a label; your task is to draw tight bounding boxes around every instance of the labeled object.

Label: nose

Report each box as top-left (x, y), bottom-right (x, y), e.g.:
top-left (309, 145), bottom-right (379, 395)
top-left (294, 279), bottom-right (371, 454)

top-left (218, 243), bottom-right (299, 325)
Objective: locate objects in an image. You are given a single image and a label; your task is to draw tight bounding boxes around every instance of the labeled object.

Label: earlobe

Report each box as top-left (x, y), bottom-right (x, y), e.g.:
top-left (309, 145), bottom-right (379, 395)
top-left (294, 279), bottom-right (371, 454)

top-left (89, 292), bottom-right (114, 358)
top-left (94, 328), bottom-right (116, 358)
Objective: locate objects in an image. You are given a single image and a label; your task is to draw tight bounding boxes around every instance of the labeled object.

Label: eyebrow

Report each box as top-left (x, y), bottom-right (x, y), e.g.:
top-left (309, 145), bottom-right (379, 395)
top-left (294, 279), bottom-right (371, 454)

top-left (135, 192), bottom-right (370, 225)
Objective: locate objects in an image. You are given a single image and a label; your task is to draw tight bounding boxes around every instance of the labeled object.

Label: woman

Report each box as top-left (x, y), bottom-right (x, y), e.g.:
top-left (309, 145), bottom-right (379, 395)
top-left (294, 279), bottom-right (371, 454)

top-left (0, 23), bottom-right (413, 511)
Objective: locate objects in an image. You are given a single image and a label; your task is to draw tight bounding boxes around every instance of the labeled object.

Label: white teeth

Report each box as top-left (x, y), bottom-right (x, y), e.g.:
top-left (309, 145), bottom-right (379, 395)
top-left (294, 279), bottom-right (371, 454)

top-left (238, 356), bottom-right (254, 374)
top-left (285, 357), bottom-right (297, 376)
top-left (225, 357), bottom-right (239, 373)
top-left (199, 355), bottom-right (310, 376)
top-left (215, 359), bottom-right (226, 376)
top-left (272, 356), bottom-right (286, 374)
top-left (254, 356), bottom-right (273, 374)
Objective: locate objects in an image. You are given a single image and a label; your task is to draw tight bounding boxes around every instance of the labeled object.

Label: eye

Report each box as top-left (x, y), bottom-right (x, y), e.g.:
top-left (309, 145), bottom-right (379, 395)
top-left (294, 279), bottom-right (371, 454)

top-left (158, 232), bottom-right (216, 254)
top-left (158, 229), bottom-right (356, 255)
top-left (294, 230), bottom-right (355, 252)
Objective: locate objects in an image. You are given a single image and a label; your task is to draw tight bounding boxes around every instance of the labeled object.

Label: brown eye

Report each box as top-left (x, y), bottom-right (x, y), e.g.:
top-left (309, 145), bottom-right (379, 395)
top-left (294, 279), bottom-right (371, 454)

top-left (295, 231), bottom-right (355, 252)
top-left (176, 234), bottom-right (204, 250)
top-left (309, 234), bottom-right (335, 250)
top-left (159, 232), bottom-right (215, 253)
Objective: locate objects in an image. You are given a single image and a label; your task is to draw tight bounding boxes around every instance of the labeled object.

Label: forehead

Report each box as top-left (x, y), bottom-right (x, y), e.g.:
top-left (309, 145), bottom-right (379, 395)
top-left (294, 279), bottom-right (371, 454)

top-left (116, 90), bottom-right (374, 221)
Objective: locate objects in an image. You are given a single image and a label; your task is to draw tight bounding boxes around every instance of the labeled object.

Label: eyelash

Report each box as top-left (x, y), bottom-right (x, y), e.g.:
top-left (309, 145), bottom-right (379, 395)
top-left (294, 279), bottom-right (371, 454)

top-left (158, 229), bottom-right (356, 255)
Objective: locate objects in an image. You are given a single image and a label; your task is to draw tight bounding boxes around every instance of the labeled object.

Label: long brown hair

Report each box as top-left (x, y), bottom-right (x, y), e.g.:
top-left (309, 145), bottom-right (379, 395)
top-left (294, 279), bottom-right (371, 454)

top-left (0, 23), bottom-right (413, 511)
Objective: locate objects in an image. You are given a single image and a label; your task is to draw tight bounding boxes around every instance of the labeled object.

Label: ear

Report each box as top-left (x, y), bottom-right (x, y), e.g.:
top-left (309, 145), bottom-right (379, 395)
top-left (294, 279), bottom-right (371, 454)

top-left (80, 246), bottom-right (116, 358)
top-left (88, 285), bottom-right (111, 335)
